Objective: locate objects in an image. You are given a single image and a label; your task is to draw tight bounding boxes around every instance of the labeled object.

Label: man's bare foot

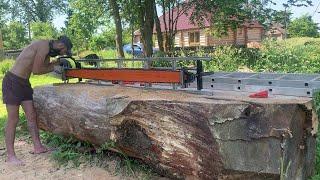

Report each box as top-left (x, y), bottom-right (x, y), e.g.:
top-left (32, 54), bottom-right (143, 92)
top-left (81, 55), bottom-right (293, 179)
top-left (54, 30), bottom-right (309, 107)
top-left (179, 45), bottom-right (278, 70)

top-left (6, 156), bottom-right (25, 166)
top-left (30, 145), bottom-right (53, 154)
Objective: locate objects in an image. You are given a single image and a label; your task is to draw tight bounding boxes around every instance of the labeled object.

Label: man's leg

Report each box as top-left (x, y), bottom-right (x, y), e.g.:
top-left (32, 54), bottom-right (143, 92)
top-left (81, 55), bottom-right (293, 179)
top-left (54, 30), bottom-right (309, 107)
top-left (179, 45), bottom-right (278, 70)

top-left (5, 104), bottom-right (24, 165)
top-left (21, 100), bottom-right (48, 154)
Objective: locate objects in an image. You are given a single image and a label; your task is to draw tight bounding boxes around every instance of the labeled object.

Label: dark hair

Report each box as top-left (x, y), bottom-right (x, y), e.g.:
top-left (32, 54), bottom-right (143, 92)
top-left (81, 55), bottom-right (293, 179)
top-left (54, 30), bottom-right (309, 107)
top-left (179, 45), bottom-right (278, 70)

top-left (58, 35), bottom-right (73, 56)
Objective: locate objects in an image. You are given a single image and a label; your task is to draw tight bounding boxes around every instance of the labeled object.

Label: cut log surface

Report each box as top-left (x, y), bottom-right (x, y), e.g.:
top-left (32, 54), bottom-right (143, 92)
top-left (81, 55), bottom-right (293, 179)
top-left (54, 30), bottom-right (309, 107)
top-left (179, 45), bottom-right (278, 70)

top-left (33, 84), bottom-right (318, 180)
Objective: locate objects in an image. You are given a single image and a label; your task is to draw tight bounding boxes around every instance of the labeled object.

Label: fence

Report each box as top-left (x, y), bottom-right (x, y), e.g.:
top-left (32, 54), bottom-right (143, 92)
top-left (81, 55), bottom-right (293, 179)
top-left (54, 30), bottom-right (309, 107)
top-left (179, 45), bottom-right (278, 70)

top-left (3, 49), bottom-right (22, 60)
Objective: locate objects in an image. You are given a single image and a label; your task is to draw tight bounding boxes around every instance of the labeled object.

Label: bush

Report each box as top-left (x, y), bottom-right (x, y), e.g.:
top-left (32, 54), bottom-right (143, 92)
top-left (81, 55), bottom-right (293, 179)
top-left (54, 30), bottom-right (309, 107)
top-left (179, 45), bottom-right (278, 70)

top-left (204, 45), bottom-right (244, 72)
top-left (0, 60), bottom-right (14, 75)
top-left (200, 38), bottom-right (320, 73)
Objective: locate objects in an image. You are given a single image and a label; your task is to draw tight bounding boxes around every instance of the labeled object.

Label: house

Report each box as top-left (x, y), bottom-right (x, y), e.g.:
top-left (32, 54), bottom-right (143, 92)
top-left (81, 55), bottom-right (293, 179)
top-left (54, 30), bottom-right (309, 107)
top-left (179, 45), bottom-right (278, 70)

top-left (151, 7), bottom-right (264, 48)
top-left (265, 23), bottom-right (286, 40)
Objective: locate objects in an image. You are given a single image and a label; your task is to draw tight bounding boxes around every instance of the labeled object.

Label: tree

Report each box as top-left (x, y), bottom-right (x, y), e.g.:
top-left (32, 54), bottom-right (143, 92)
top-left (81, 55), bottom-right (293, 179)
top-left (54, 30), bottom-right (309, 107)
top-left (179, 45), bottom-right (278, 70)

top-left (9, 0), bottom-right (67, 22)
top-left (109, 0), bottom-right (124, 58)
top-left (270, 10), bottom-right (293, 27)
top-left (288, 14), bottom-right (319, 37)
top-left (6, 0), bottom-right (68, 40)
top-left (138, 0), bottom-right (155, 57)
top-left (30, 22), bottom-right (58, 40)
top-left (122, 0), bottom-right (156, 57)
top-left (158, 0), bottom-right (186, 53)
top-left (2, 21), bottom-right (28, 49)
top-left (187, 0), bottom-right (312, 36)
top-left (154, 2), bottom-right (164, 52)
top-left (101, 27), bottom-right (117, 48)
top-left (0, 0), bottom-right (9, 53)
top-left (0, 0), bottom-right (8, 26)
top-left (88, 35), bottom-right (107, 51)
top-left (66, 0), bottom-right (107, 52)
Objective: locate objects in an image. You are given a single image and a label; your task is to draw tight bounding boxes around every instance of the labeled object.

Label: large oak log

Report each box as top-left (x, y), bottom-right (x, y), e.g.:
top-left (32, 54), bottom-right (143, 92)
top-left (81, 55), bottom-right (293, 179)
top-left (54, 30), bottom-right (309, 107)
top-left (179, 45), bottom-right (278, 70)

top-left (33, 84), bottom-right (318, 180)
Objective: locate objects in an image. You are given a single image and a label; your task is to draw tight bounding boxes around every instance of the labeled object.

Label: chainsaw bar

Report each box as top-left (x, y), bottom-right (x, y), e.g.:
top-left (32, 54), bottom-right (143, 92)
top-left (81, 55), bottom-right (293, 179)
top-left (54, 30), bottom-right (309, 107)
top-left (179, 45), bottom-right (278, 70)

top-left (65, 68), bottom-right (184, 83)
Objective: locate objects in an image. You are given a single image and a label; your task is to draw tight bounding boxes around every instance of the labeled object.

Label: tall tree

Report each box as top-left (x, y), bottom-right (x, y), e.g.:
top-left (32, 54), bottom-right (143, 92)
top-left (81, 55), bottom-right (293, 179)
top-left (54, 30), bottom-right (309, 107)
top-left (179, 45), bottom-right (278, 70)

top-left (0, 0), bottom-right (8, 26)
top-left (8, 0), bottom-right (67, 40)
top-left (2, 21), bottom-right (28, 49)
top-left (30, 22), bottom-right (58, 40)
top-left (0, 0), bottom-right (9, 52)
top-left (67, 0), bottom-right (107, 52)
top-left (270, 9), bottom-right (293, 27)
top-left (109, 0), bottom-right (124, 58)
top-left (154, 2), bottom-right (164, 52)
top-left (139, 0), bottom-right (155, 57)
top-left (288, 14), bottom-right (319, 37)
top-left (9, 0), bottom-right (67, 22)
top-left (158, 0), bottom-right (186, 52)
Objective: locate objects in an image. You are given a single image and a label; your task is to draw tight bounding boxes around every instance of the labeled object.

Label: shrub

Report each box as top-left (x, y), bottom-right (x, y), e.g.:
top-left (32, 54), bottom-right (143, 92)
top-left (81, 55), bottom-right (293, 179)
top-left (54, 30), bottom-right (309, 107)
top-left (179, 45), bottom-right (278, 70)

top-left (0, 60), bottom-right (14, 75)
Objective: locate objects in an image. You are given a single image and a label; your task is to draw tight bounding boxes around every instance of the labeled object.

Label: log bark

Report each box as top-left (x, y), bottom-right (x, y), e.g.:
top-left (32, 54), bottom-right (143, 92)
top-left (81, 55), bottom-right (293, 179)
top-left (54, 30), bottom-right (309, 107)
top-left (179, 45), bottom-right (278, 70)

top-left (34, 84), bottom-right (318, 180)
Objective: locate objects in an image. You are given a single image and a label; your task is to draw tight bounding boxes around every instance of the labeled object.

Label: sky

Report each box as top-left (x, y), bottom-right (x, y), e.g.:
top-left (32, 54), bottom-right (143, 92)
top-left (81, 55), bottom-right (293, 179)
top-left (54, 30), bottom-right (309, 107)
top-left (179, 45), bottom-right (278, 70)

top-left (271, 0), bottom-right (320, 24)
top-left (52, 0), bottom-right (320, 30)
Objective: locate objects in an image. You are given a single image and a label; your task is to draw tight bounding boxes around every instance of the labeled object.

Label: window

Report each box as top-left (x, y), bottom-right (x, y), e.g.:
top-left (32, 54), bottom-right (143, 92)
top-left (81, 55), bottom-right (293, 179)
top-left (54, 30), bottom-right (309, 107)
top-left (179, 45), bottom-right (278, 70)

top-left (189, 31), bottom-right (200, 45)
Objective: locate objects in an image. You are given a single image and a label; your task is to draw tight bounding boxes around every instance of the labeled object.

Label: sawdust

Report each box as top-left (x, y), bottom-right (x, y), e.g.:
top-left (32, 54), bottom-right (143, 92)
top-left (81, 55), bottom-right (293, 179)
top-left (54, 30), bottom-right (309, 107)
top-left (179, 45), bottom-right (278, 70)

top-left (0, 139), bottom-right (146, 180)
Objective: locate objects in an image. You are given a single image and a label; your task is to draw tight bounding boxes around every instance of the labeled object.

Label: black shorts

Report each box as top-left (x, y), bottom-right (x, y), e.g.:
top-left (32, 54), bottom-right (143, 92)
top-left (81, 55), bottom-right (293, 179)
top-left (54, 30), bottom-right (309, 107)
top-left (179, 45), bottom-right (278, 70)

top-left (2, 71), bottom-right (33, 105)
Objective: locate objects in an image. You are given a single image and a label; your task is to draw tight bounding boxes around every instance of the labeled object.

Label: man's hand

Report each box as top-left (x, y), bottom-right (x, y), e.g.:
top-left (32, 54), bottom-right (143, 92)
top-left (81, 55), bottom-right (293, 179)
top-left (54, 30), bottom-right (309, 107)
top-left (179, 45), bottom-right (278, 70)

top-left (51, 58), bottom-right (61, 66)
top-left (53, 65), bottom-right (63, 74)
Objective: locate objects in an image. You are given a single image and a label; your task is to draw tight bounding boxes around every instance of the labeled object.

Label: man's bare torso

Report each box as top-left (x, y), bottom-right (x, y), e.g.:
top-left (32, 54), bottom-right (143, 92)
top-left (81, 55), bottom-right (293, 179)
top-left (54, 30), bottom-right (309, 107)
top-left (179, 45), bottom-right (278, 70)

top-left (10, 40), bottom-right (50, 79)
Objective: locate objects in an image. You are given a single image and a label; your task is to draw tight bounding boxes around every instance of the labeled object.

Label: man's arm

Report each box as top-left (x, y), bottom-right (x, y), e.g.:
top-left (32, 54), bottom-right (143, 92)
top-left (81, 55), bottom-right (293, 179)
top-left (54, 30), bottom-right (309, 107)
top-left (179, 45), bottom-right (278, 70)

top-left (32, 51), bottom-right (60, 75)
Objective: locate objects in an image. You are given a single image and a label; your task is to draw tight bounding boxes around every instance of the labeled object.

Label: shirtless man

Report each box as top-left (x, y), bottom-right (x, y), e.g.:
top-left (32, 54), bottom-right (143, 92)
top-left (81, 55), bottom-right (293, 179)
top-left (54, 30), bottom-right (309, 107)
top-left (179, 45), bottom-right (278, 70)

top-left (2, 36), bottom-right (73, 165)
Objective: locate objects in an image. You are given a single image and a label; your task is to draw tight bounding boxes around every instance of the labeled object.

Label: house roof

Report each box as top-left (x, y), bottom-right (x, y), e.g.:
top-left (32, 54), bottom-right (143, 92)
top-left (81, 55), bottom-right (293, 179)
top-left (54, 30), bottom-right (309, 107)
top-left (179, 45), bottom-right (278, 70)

top-left (266, 23), bottom-right (286, 35)
top-left (242, 21), bottom-right (264, 28)
top-left (154, 6), bottom-right (264, 33)
top-left (158, 7), bottom-right (211, 32)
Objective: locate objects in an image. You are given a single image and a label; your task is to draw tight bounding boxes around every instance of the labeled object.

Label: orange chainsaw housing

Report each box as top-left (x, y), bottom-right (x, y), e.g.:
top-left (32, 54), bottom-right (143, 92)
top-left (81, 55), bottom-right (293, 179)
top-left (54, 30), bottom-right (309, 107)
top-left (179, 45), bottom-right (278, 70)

top-left (65, 68), bottom-right (182, 83)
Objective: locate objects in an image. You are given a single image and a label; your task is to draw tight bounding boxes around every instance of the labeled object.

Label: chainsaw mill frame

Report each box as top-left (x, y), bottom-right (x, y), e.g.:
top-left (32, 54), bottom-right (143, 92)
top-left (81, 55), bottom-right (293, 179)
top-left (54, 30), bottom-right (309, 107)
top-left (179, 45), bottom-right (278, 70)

top-left (58, 56), bottom-right (211, 90)
top-left (57, 56), bottom-right (320, 97)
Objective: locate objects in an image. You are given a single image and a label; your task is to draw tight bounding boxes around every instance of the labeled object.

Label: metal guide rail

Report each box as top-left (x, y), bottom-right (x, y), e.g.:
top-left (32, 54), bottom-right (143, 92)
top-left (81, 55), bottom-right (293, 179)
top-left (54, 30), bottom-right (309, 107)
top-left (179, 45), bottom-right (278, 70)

top-left (203, 72), bottom-right (320, 97)
top-left (57, 56), bottom-right (209, 90)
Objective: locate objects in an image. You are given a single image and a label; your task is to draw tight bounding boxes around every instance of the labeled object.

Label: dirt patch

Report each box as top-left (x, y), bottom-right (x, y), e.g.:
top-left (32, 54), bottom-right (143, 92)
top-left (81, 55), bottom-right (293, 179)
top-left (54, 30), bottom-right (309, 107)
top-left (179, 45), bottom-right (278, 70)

top-left (0, 139), bottom-right (167, 180)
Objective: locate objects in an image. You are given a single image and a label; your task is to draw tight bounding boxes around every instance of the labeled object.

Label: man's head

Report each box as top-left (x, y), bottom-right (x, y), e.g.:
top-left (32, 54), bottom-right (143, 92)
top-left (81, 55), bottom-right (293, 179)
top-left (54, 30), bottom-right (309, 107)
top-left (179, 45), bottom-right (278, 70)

top-left (48, 35), bottom-right (73, 57)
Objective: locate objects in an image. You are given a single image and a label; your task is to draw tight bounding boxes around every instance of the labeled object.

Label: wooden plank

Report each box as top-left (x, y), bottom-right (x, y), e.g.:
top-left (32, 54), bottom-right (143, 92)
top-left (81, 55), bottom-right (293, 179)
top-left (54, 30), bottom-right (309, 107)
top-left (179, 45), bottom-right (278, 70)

top-left (183, 32), bottom-right (189, 47)
top-left (200, 30), bottom-right (206, 46)
top-left (247, 29), bottom-right (262, 42)
top-left (175, 32), bottom-right (181, 47)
